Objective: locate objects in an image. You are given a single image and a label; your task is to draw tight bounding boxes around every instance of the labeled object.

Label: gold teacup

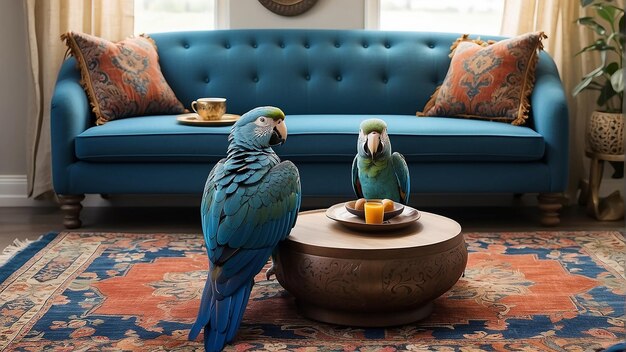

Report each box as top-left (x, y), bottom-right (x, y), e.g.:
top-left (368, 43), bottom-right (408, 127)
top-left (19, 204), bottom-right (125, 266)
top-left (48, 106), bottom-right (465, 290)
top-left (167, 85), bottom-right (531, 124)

top-left (191, 97), bottom-right (227, 120)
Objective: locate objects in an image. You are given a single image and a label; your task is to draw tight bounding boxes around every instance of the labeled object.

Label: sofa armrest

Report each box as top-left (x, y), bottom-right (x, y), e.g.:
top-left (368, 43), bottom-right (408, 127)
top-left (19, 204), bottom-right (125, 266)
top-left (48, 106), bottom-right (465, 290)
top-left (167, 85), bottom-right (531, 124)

top-left (50, 58), bottom-right (92, 194)
top-left (530, 52), bottom-right (570, 192)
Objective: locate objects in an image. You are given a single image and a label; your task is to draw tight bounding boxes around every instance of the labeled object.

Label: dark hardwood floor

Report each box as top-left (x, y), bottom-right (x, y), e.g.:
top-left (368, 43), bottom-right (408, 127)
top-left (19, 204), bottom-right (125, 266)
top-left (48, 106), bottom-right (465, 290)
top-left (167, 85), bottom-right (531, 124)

top-left (1, 194), bottom-right (623, 252)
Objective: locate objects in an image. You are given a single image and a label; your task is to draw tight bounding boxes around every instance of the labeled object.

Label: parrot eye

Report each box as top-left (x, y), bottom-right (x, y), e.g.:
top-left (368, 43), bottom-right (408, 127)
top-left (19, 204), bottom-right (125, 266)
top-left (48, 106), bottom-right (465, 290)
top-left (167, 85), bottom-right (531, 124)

top-left (254, 116), bottom-right (271, 127)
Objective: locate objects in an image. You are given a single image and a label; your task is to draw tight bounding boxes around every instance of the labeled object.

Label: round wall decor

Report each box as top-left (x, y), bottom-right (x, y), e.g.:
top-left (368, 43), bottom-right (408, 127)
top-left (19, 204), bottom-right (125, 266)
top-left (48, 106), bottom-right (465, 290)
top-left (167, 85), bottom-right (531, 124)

top-left (258, 0), bottom-right (319, 17)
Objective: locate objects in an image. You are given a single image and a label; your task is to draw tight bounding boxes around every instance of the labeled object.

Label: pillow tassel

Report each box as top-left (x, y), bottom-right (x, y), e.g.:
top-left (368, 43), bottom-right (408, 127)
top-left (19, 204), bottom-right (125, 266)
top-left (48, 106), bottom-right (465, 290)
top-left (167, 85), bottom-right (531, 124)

top-left (512, 32), bottom-right (547, 126)
top-left (448, 34), bottom-right (489, 58)
top-left (60, 32), bottom-right (105, 125)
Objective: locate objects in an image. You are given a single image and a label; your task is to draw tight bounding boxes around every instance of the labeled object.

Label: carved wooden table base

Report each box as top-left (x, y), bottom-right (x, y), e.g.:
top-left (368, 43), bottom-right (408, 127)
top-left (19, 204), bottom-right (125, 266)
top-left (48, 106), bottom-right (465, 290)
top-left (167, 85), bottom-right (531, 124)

top-left (274, 209), bottom-right (466, 327)
top-left (579, 151), bottom-right (624, 221)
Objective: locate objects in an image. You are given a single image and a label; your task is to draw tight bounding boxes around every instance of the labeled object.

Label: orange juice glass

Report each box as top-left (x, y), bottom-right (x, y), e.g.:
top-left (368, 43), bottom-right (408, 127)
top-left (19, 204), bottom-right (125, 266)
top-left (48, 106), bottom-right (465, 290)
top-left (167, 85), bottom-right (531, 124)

top-left (364, 202), bottom-right (384, 224)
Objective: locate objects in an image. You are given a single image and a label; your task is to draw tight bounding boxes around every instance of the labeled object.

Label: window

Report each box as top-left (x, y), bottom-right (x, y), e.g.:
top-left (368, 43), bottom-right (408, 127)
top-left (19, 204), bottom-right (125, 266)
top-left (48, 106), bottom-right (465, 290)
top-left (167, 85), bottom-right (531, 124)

top-left (380, 0), bottom-right (504, 35)
top-left (134, 0), bottom-right (216, 34)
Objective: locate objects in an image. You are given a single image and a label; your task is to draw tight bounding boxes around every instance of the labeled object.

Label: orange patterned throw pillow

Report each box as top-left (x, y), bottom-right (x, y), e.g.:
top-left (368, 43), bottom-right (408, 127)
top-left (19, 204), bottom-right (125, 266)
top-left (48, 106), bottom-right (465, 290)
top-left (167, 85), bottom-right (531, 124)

top-left (419, 32), bottom-right (547, 125)
top-left (61, 31), bottom-right (184, 125)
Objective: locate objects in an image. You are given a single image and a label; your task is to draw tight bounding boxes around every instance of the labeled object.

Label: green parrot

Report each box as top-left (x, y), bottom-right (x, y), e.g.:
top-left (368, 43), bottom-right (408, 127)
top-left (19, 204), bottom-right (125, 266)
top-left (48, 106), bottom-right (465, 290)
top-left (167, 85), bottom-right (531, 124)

top-left (352, 118), bottom-right (410, 204)
top-left (188, 106), bottom-right (301, 352)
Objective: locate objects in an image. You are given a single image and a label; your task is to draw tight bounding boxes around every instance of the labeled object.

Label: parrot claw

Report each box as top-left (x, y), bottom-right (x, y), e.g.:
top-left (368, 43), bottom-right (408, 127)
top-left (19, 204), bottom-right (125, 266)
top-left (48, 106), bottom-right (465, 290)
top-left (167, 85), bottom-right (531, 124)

top-left (266, 262), bottom-right (276, 280)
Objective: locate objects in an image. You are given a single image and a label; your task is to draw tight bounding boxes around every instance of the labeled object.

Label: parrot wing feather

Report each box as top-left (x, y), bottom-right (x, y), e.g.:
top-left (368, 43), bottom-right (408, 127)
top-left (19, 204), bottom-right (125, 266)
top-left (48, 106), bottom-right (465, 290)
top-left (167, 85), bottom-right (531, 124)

top-left (352, 155), bottom-right (363, 199)
top-left (191, 159), bottom-right (301, 346)
top-left (212, 160), bottom-right (300, 296)
top-left (200, 159), bottom-right (226, 256)
top-left (391, 152), bottom-right (410, 204)
top-left (226, 160), bottom-right (300, 250)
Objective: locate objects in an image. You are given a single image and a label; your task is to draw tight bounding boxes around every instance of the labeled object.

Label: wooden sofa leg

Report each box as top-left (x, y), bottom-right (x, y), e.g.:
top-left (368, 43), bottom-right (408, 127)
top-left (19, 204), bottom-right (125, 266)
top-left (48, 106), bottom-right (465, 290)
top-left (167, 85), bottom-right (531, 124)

top-left (58, 194), bottom-right (85, 229)
top-left (537, 193), bottom-right (563, 226)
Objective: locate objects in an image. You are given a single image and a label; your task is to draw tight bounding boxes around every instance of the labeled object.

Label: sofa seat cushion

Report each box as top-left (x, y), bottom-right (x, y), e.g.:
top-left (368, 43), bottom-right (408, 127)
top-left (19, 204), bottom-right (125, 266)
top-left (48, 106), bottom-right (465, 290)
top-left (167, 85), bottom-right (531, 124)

top-left (76, 115), bottom-right (232, 162)
top-left (75, 114), bottom-right (545, 163)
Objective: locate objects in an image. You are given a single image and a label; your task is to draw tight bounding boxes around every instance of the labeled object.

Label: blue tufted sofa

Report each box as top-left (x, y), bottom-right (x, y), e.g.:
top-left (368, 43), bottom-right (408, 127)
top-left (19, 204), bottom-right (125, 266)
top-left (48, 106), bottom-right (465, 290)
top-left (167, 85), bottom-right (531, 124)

top-left (51, 29), bottom-right (569, 228)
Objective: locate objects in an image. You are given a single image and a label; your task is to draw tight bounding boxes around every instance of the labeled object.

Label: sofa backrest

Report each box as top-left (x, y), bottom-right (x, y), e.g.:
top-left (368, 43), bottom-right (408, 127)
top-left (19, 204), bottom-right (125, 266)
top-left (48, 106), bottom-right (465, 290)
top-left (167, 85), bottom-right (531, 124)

top-left (150, 29), bottom-right (496, 116)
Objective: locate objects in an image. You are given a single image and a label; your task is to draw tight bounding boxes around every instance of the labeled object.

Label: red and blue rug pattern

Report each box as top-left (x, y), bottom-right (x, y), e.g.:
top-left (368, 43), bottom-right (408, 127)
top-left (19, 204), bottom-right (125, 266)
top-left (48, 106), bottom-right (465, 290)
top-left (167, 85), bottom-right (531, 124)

top-left (0, 231), bottom-right (624, 351)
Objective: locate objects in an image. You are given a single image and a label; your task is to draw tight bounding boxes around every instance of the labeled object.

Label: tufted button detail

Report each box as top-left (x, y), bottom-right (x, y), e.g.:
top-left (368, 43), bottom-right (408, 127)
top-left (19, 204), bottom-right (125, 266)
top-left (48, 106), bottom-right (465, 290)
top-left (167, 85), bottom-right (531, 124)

top-left (252, 43), bottom-right (258, 48)
top-left (279, 42), bottom-right (285, 48)
top-left (204, 77), bottom-right (210, 83)
top-left (363, 43), bottom-right (369, 48)
top-left (384, 43), bottom-right (391, 49)
top-left (305, 74), bottom-right (311, 81)
top-left (336, 75), bottom-right (342, 81)
top-left (183, 43), bottom-right (190, 49)
top-left (304, 43), bottom-right (310, 49)
top-left (382, 77), bottom-right (388, 84)
top-left (334, 42), bottom-right (341, 48)
top-left (428, 43), bottom-right (435, 49)
top-left (224, 43), bottom-right (231, 49)
top-left (253, 76), bottom-right (259, 83)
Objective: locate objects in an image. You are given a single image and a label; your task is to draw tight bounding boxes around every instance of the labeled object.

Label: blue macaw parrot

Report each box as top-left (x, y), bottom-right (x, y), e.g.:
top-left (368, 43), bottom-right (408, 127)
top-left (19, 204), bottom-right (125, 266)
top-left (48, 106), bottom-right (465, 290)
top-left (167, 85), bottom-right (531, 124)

top-left (352, 118), bottom-right (410, 204)
top-left (188, 106), bottom-right (301, 352)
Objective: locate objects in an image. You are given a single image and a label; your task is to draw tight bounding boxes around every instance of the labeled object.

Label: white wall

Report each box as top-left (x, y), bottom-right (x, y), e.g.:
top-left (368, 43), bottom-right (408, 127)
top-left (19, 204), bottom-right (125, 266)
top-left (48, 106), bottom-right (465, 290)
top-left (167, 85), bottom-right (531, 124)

top-left (0, 1), bottom-right (29, 205)
top-left (0, 1), bottom-right (28, 175)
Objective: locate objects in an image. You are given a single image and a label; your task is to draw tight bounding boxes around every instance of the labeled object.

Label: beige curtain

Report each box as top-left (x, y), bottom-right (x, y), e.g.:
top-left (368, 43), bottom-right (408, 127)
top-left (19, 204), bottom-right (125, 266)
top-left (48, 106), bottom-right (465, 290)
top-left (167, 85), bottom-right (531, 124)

top-left (500, 0), bottom-right (623, 203)
top-left (24, 0), bottom-right (134, 199)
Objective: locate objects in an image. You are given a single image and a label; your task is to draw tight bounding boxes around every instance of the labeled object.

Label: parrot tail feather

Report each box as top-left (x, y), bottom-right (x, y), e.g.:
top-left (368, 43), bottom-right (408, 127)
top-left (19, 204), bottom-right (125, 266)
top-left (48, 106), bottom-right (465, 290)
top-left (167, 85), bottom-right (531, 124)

top-left (188, 275), bottom-right (214, 340)
top-left (200, 281), bottom-right (253, 352)
top-left (227, 281), bottom-right (252, 341)
top-left (216, 295), bottom-right (232, 333)
top-left (205, 324), bottom-right (223, 352)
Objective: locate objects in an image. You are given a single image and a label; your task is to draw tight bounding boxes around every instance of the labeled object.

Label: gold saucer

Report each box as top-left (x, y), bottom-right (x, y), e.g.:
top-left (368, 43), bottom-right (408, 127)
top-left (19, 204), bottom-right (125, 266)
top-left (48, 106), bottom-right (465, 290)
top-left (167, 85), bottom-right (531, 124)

top-left (176, 113), bottom-right (240, 126)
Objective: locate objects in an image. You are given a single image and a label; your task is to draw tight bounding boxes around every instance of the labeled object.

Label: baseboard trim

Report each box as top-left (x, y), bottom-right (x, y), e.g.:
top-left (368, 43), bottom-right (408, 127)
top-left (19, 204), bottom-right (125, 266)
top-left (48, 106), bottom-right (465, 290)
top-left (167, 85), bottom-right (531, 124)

top-left (0, 175), bottom-right (199, 207)
top-left (0, 175), bottom-right (36, 206)
top-left (0, 175), bottom-right (202, 207)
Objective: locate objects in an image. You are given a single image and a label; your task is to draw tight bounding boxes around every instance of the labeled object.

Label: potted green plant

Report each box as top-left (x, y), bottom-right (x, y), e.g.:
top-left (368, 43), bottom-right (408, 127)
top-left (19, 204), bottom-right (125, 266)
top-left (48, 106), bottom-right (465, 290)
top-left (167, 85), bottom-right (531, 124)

top-left (573, 0), bottom-right (624, 177)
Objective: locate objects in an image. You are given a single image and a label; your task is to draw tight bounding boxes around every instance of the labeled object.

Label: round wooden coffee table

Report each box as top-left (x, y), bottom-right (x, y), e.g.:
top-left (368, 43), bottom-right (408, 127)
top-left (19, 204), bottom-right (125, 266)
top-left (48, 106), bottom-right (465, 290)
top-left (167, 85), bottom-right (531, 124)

top-left (274, 208), bottom-right (466, 327)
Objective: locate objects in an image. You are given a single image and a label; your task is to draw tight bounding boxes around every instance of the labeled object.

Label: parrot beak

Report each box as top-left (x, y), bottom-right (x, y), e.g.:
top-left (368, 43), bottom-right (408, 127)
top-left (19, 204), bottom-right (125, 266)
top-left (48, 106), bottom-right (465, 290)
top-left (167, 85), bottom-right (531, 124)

top-left (366, 132), bottom-right (381, 160)
top-left (269, 119), bottom-right (288, 146)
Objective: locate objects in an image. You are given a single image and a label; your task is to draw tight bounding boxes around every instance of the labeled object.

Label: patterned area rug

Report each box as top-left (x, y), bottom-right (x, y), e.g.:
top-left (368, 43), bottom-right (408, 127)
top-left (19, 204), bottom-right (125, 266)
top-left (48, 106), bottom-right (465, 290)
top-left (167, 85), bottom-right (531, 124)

top-left (0, 231), bottom-right (624, 351)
